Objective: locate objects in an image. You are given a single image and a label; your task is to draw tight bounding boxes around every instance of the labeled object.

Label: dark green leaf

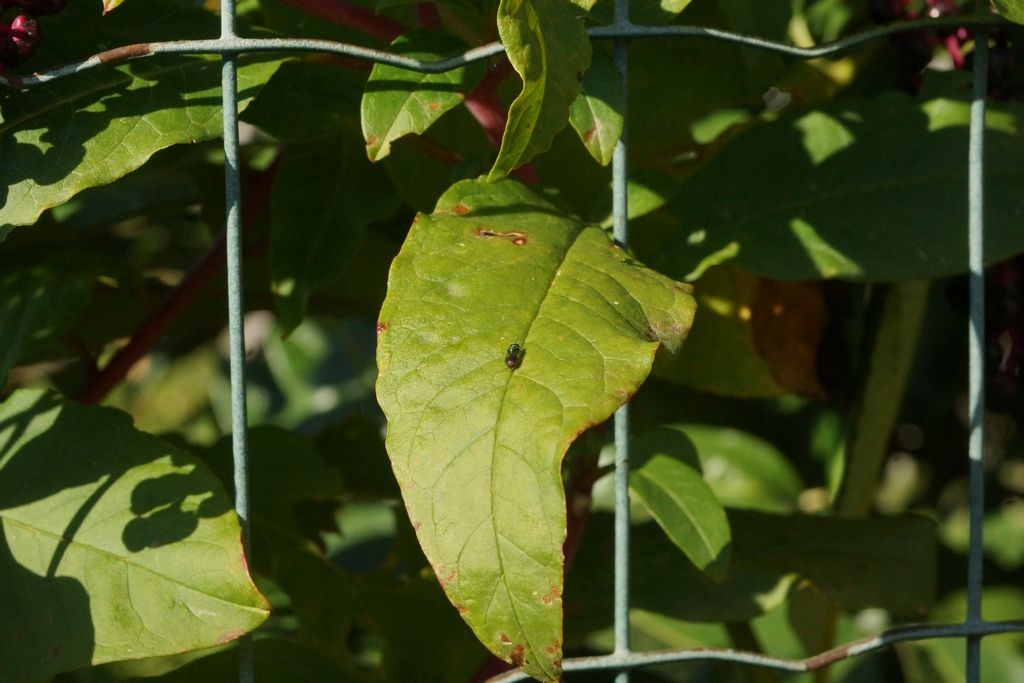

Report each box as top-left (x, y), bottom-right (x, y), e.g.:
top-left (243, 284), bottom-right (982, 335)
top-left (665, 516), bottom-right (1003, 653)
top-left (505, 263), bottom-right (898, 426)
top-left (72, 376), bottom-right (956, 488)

top-left (0, 267), bottom-right (93, 387)
top-left (656, 90), bottom-right (1024, 281)
top-left (271, 138), bottom-right (400, 332)
top-left (242, 59), bottom-right (364, 143)
top-left (142, 639), bottom-right (350, 683)
top-left (567, 510), bottom-right (935, 629)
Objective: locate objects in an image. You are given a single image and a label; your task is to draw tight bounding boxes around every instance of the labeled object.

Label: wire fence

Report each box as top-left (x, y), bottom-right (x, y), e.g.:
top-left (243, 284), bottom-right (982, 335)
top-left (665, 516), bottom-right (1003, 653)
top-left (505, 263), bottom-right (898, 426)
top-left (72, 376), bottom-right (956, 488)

top-left (5, 1), bottom-right (1021, 681)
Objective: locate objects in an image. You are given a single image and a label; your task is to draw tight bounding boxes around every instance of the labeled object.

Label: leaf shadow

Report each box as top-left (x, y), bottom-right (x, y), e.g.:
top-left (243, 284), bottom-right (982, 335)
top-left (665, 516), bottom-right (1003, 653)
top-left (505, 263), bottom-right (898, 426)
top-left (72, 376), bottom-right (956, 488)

top-left (0, 55), bottom-right (266, 219)
top-left (0, 392), bottom-right (232, 679)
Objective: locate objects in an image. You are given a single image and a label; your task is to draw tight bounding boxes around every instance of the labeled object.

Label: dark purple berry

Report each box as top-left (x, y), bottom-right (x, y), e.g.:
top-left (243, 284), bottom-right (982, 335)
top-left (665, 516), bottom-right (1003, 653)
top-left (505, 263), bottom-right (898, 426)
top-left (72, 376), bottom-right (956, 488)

top-left (0, 15), bottom-right (39, 67)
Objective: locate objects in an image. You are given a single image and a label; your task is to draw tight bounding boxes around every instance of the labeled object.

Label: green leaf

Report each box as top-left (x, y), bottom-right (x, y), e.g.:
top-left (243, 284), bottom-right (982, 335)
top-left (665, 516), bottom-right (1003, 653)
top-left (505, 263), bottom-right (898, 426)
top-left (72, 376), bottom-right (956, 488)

top-left (242, 59), bottom-right (364, 143)
top-left (568, 49), bottom-right (624, 166)
top-left (629, 428), bottom-right (731, 579)
top-left (271, 138), bottom-right (400, 333)
top-left (361, 31), bottom-right (484, 161)
top-left (993, 0), bottom-right (1024, 24)
top-left (0, 266), bottom-right (93, 387)
top-left (489, 0), bottom-right (592, 180)
top-left (568, 510), bottom-right (936, 628)
top-left (0, 390), bottom-right (269, 682)
top-left (673, 424), bottom-right (804, 513)
top-left (103, 0), bottom-right (128, 12)
top-left (656, 89), bottom-right (1024, 281)
top-left (375, 178), bottom-right (696, 680)
top-left (0, 1), bottom-right (281, 230)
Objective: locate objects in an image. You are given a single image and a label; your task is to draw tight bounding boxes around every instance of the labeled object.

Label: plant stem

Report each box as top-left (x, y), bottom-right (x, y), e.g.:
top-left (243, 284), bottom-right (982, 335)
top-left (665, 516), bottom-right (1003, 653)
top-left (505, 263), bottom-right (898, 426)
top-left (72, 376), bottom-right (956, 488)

top-left (835, 280), bottom-right (931, 516)
top-left (415, 2), bottom-right (442, 30)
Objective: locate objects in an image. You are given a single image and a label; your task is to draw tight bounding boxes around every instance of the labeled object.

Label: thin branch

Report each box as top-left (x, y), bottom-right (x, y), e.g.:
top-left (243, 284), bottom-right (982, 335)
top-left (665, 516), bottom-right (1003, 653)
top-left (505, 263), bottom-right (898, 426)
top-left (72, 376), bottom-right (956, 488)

top-left (74, 159), bottom-right (279, 405)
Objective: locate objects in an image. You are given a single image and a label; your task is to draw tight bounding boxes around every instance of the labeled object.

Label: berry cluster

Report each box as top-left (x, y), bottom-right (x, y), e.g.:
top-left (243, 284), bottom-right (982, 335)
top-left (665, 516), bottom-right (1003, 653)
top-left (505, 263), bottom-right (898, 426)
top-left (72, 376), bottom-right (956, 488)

top-left (0, 0), bottom-right (66, 71)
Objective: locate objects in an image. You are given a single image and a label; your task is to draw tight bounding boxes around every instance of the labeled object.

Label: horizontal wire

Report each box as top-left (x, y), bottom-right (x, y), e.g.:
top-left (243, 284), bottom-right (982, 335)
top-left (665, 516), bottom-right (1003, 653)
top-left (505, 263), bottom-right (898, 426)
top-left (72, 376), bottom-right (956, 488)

top-left (486, 620), bottom-right (1024, 682)
top-left (0, 14), bottom-right (1007, 88)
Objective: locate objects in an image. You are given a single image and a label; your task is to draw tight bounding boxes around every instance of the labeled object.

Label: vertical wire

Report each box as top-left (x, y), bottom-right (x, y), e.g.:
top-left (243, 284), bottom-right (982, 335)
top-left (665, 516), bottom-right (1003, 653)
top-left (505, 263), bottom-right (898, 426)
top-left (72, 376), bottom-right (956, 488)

top-left (965, 23), bottom-right (989, 683)
top-left (220, 1), bottom-right (254, 681)
top-left (611, 1), bottom-right (630, 682)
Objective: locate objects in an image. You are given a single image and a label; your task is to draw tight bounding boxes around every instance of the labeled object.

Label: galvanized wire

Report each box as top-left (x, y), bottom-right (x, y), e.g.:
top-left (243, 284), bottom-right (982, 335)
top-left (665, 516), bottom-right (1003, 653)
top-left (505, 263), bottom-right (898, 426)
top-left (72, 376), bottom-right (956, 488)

top-left (611, 3), bottom-right (631, 683)
top-left (1, 7), bottom-right (1012, 683)
top-left (966, 21), bottom-right (990, 681)
top-left (0, 15), bottom-right (1008, 88)
top-left (218, 2), bottom-right (254, 682)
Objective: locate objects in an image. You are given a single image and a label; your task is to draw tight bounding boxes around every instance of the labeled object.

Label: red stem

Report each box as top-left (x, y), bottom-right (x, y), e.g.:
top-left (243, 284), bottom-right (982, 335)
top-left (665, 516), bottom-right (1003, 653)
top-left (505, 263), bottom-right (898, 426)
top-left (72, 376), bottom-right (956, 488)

top-left (74, 160), bottom-right (279, 405)
top-left (279, 0), bottom-right (406, 42)
top-left (463, 60), bottom-right (540, 184)
top-left (415, 2), bottom-right (442, 30)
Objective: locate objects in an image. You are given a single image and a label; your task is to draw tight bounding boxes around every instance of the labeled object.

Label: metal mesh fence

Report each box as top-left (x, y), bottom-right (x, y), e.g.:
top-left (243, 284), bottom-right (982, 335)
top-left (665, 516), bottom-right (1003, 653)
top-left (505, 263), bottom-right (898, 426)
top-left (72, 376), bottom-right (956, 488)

top-left (5, 1), bottom-right (1021, 681)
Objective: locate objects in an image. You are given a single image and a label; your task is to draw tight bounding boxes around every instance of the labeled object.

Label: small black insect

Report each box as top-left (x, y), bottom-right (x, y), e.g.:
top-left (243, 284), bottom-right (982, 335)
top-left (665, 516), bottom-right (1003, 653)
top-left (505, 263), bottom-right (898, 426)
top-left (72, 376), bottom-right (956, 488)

top-left (505, 343), bottom-right (524, 370)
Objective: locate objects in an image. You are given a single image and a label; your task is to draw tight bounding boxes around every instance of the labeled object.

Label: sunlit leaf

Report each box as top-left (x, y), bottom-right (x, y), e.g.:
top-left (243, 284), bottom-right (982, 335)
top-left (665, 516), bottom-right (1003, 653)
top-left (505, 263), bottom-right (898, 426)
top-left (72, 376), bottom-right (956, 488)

top-left (568, 49), bottom-right (624, 166)
top-left (376, 178), bottom-right (695, 679)
top-left (0, 1), bottom-right (280, 230)
top-left (0, 391), bottom-right (268, 682)
top-left (489, 0), bottom-right (591, 180)
top-left (630, 428), bottom-right (731, 579)
top-left (362, 31), bottom-right (484, 162)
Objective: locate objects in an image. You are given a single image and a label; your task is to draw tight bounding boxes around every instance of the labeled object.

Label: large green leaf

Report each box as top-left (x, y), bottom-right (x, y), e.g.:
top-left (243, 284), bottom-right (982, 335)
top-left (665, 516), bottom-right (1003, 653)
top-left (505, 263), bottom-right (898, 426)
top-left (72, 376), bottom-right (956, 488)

top-left (0, 1), bottom-right (281, 230)
top-left (361, 31), bottom-right (484, 162)
top-left (489, 0), bottom-right (592, 180)
top-left (655, 89), bottom-right (1024, 281)
top-left (0, 390), bottom-right (269, 682)
top-left (271, 137), bottom-right (400, 333)
top-left (993, 0), bottom-right (1024, 24)
top-left (375, 178), bottom-right (696, 680)
top-left (629, 427), bottom-right (731, 579)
